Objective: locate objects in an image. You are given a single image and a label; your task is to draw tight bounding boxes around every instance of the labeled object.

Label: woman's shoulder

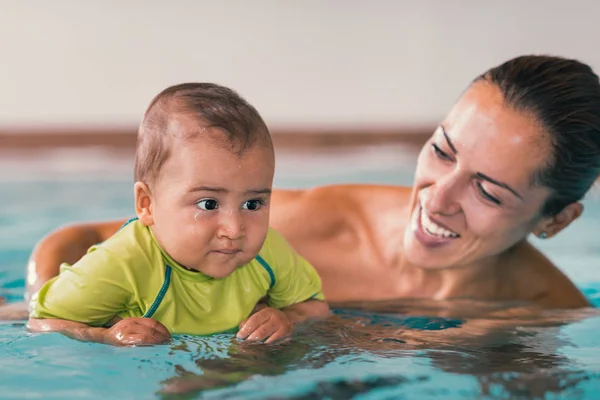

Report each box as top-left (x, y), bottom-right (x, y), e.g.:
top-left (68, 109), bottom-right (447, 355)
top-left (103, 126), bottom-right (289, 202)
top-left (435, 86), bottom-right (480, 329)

top-left (511, 242), bottom-right (590, 308)
top-left (267, 185), bottom-right (410, 271)
top-left (270, 184), bottom-right (411, 238)
top-left (273, 183), bottom-right (410, 199)
top-left (279, 183), bottom-right (411, 212)
top-left (317, 183), bottom-right (411, 197)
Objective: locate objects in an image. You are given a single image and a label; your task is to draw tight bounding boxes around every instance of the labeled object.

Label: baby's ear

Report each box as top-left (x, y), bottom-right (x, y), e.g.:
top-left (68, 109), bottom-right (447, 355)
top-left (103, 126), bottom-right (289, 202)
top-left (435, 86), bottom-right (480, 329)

top-left (134, 182), bottom-right (154, 226)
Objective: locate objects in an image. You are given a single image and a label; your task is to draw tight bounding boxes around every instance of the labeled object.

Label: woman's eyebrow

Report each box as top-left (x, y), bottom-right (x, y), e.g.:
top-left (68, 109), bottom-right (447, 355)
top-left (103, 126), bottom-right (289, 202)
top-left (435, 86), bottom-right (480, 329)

top-left (441, 125), bottom-right (458, 155)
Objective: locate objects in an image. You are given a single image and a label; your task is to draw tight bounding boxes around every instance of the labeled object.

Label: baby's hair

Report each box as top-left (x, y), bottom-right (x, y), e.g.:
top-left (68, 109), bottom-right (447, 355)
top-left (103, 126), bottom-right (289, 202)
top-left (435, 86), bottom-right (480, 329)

top-left (133, 83), bottom-right (272, 185)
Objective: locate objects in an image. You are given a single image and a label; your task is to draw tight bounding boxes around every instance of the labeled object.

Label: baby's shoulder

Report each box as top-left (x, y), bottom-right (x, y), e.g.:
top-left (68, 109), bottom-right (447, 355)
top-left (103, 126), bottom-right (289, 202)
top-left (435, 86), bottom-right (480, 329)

top-left (88, 219), bottom-right (156, 267)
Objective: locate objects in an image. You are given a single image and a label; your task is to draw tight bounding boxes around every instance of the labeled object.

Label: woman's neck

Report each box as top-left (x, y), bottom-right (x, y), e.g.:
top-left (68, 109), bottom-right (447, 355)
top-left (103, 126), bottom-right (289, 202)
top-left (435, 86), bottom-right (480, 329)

top-left (397, 244), bottom-right (522, 300)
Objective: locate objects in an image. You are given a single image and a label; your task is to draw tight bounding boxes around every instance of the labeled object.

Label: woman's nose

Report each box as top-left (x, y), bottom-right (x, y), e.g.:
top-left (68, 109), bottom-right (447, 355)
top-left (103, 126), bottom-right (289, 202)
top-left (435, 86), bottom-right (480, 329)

top-left (423, 174), bottom-right (462, 216)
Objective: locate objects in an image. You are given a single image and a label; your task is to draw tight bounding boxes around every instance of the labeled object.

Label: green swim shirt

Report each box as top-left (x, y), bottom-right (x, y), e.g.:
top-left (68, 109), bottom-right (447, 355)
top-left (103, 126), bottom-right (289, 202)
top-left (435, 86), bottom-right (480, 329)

top-left (30, 219), bottom-right (325, 335)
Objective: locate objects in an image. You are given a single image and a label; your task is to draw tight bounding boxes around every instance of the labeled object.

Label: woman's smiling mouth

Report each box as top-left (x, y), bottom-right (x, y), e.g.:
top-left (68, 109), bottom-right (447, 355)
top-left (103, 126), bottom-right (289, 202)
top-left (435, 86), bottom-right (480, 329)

top-left (412, 202), bottom-right (460, 248)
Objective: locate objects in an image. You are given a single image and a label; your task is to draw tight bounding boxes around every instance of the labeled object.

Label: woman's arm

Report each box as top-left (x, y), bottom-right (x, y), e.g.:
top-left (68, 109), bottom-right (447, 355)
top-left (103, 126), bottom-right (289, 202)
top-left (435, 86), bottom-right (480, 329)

top-left (26, 219), bottom-right (126, 300)
top-left (27, 317), bottom-right (171, 346)
top-left (27, 318), bottom-right (107, 343)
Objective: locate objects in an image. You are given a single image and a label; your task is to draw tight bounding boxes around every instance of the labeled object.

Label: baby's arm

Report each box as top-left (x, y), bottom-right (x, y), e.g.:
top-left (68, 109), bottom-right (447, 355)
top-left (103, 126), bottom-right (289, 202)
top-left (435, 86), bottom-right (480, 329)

top-left (28, 246), bottom-right (171, 346)
top-left (280, 299), bottom-right (330, 323)
top-left (236, 229), bottom-right (330, 343)
top-left (237, 299), bottom-right (329, 343)
top-left (28, 317), bottom-right (171, 346)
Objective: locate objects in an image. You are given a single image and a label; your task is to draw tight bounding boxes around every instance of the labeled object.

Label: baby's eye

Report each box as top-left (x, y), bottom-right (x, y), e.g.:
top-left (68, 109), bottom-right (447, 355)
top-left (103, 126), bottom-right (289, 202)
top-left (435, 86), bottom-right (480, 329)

top-left (243, 199), bottom-right (262, 211)
top-left (196, 199), bottom-right (219, 211)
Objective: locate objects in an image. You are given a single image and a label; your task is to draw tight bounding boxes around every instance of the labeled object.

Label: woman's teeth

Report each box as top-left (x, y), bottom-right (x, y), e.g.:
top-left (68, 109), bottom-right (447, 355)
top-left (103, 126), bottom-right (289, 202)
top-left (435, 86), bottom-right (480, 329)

top-left (420, 208), bottom-right (459, 238)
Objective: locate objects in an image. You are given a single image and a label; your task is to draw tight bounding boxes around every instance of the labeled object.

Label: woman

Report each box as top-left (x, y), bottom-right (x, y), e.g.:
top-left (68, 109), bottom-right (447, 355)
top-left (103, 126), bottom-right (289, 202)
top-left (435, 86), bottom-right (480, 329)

top-left (25, 55), bottom-right (600, 309)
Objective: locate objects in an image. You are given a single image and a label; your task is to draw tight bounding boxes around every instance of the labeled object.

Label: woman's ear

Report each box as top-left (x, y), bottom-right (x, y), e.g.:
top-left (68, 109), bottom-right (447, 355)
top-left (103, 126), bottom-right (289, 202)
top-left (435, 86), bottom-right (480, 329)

top-left (533, 202), bottom-right (583, 239)
top-left (134, 181), bottom-right (154, 226)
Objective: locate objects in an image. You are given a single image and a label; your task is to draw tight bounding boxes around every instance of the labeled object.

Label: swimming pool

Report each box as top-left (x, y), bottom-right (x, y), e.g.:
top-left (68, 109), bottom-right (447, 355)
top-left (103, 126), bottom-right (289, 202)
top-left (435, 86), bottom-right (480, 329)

top-left (1, 146), bottom-right (599, 399)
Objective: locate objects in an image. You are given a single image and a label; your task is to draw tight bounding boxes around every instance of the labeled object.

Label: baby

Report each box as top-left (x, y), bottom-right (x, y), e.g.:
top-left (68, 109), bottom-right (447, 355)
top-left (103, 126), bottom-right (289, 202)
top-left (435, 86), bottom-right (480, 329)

top-left (27, 83), bottom-right (329, 346)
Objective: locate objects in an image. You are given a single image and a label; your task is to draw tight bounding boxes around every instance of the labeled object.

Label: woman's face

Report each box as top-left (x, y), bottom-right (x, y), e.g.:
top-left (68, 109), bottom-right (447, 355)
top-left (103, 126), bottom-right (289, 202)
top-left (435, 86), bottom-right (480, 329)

top-left (403, 81), bottom-right (555, 269)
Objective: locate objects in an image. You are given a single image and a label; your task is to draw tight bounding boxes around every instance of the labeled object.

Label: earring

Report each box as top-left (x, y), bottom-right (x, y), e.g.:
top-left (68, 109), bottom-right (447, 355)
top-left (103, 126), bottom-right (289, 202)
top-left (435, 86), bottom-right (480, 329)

top-left (539, 232), bottom-right (548, 239)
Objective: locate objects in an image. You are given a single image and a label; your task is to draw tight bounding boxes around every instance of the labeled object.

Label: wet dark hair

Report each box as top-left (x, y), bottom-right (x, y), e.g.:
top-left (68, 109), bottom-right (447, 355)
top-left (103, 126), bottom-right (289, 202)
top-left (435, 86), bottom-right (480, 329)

top-left (134, 83), bottom-right (272, 184)
top-left (476, 55), bottom-right (600, 216)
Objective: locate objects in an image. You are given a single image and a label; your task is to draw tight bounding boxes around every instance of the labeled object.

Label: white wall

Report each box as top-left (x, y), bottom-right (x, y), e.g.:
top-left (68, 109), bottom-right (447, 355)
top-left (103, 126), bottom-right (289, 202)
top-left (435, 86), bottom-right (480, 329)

top-left (0, 0), bottom-right (599, 130)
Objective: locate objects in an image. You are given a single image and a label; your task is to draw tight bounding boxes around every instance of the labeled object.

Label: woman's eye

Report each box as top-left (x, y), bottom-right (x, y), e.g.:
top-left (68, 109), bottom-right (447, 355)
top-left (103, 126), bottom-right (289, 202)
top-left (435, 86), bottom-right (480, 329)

top-left (432, 144), bottom-right (453, 161)
top-left (196, 199), bottom-right (219, 211)
top-left (476, 182), bottom-right (502, 205)
top-left (243, 199), bottom-right (262, 211)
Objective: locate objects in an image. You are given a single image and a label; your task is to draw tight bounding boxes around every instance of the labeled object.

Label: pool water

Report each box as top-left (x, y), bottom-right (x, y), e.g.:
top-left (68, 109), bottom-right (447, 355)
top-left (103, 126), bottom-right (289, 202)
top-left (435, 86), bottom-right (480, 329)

top-left (1, 146), bottom-right (599, 399)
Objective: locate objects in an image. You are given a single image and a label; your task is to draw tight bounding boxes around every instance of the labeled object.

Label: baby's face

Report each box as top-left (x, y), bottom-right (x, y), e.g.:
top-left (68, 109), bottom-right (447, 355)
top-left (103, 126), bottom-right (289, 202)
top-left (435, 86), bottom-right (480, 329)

top-left (148, 130), bottom-right (274, 278)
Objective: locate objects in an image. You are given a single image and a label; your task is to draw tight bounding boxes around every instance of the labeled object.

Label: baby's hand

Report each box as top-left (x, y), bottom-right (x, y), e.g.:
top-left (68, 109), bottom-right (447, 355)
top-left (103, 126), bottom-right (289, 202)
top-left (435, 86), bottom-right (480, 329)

top-left (102, 317), bottom-right (172, 346)
top-left (237, 307), bottom-right (293, 343)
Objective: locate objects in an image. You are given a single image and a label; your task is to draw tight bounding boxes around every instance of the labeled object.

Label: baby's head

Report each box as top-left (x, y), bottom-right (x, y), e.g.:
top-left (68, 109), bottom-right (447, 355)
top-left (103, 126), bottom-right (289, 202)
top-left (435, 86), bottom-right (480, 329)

top-left (133, 83), bottom-right (274, 278)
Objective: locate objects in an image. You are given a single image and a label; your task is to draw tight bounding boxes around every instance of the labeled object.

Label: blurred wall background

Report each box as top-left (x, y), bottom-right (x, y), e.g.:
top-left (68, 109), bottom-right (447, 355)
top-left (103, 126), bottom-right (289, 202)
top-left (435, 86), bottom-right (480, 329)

top-left (0, 0), bottom-right (598, 137)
